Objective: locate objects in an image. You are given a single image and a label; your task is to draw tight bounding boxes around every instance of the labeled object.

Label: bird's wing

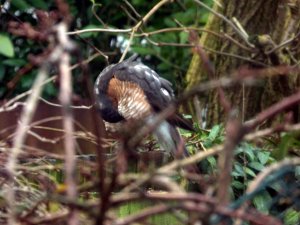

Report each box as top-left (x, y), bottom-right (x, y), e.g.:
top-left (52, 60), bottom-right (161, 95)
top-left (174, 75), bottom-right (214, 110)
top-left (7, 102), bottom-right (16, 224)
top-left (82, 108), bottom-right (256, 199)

top-left (112, 61), bottom-right (173, 111)
top-left (113, 60), bottom-right (193, 131)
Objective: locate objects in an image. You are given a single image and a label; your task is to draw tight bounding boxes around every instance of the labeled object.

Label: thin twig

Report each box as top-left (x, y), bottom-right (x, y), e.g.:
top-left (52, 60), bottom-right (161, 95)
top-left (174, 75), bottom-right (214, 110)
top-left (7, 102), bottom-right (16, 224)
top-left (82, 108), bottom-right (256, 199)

top-left (193, 0), bottom-right (255, 48)
top-left (122, 145), bottom-right (222, 193)
top-left (267, 31), bottom-right (300, 54)
top-left (67, 28), bottom-right (132, 35)
top-left (248, 157), bottom-right (300, 194)
top-left (57, 22), bottom-right (79, 225)
top-left (217, 114), bottom-right (243, 205)
top-left (0, 52), bottom-right (100, 112)
top-left (39, 97), bottom-right (93, 109)
top-left (244, 122), bottom-right (300, 140)
top-left (5, 66), bottom-right (48, 225)
top-left (146, 37), bottom-right (266, 66)
top-left (244, 90), bottom-right (300, 131)
top-left (234, 158), bottom-right (300, 225)
top-left (119, 0), bottom-right (172, 62)
top-left (123, 0), bottom-right (141, 18)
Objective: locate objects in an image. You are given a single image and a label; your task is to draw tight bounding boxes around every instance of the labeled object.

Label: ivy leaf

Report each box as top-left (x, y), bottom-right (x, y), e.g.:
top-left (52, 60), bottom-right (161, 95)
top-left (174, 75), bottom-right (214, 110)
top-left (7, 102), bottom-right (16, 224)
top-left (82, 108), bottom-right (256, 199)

top-left (284, 208), bottom-right (300, 225)
top-left (257, 151), bottom-right (270, 165)
top-left (208, 125), bottom-right (221, 141)
top-left (253, 193), bottom-right (272, 213)
top-left (233, 164), bottom-right (244, 177)
top-left (244, 167), bottom-right (256, 177)
top-left (249, 162), bottom-right (264, 171)
top-left (0, 34), bottom-right (14, 58)
top-left (236, 143), bottom-right (255, 161)
top-left (206, 156), bottom-right (217, 168)
top-left (232, 180), bottom-right (244, 190)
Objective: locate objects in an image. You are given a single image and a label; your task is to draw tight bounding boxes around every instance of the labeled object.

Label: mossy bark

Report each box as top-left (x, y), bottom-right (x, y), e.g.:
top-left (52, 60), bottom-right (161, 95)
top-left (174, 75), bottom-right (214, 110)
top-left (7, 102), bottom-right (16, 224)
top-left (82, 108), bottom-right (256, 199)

top-left (186, 0), bottom-right (300, 127)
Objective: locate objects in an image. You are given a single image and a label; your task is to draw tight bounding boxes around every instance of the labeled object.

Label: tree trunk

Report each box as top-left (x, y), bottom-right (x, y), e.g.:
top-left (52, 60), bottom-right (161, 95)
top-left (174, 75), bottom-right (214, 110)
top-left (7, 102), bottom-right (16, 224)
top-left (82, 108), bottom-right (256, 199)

top-left (186, 0), bottom-right (300, 127)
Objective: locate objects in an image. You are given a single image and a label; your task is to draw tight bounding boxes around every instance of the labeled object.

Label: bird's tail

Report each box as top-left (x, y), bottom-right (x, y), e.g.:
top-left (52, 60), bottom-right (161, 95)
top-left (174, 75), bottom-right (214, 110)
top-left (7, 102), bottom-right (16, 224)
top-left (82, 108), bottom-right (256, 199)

top-left (154, 121), bottom-right (198, 173)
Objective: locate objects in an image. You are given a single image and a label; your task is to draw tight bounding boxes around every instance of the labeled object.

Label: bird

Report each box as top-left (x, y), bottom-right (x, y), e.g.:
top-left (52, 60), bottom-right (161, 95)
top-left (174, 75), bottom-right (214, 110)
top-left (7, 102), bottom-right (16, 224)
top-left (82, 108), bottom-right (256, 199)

top-left (94, 55), bottom-right (194, 159)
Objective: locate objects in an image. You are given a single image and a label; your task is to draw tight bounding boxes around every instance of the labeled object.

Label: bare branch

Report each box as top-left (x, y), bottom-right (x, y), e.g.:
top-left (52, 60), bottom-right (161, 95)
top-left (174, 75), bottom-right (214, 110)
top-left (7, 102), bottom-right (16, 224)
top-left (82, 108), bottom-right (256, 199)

top-left (5, 66), bottom-right (48, 225)
top-left (57, 22), bottom-right (79, 225)
top-left (193, 0), bottom-right (255, 48)
top-left (119, 0), bottom-right (172, 62)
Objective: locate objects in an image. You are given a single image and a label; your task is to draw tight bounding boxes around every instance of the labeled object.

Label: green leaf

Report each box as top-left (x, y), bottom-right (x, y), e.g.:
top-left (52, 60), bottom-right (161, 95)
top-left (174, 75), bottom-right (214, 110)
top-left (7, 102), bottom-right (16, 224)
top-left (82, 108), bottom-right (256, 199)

top-left (233, 164), bottom-right (244, 177)
top-left (272, 134), bottom-right (294, 160)
top-left (173, 9), bottom-right (197, 24)
top-left (0, 87), bottom-right (5, 97)
top-left (179, 128), bottom-right (192, 138)
top-left (132, 46), bottom-right (155, 56)
top-left (206, 156), bottom-right (217, 168)
top-left (20, 70), bottom-right (36, 89)
top-left (245, 149), bottom-right (255, 161)
top-left (179, 31), bottom-right (188, 44)
top-left (236, 144), bottom-right (255, 161)
top-left (0, 64), bottom-right (4, 80)
top-left (203, 139), bottom-right (213, 148)
top-left (27, 0), bottom-right (48, 9)
top-left (231, 171), bottom-right (240, 177)
top-left (43, 83), bottom-right (58, 97)
top-left (257, 151), bottom-right (270, 165)
top-left (162, 32), bottom-right (177, 43)
top-left (157, 62), bottom-right (171, 71)
top-left (232, 180), bottom-right (244, 190)
top-left (249, 162), bottom-right (264, 171)
top-left (199, 13), bottom-right (210, 24)
top-left (208, 125), bottom-right (221, 141)
top-left (2, 59), bottom-right (26, 67)
top-left (0, 34), bottom-right (14, 58)
top-left (284, 208), bottom-right (300, 225)
top-left (244, 167), bottom-right (256, 177)
top-left (163, 18), bottom-right (176, 27)
top-left (253, 193), bottom-right (272, 213)
top-left (11, 0), bottom-right (30, 10)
